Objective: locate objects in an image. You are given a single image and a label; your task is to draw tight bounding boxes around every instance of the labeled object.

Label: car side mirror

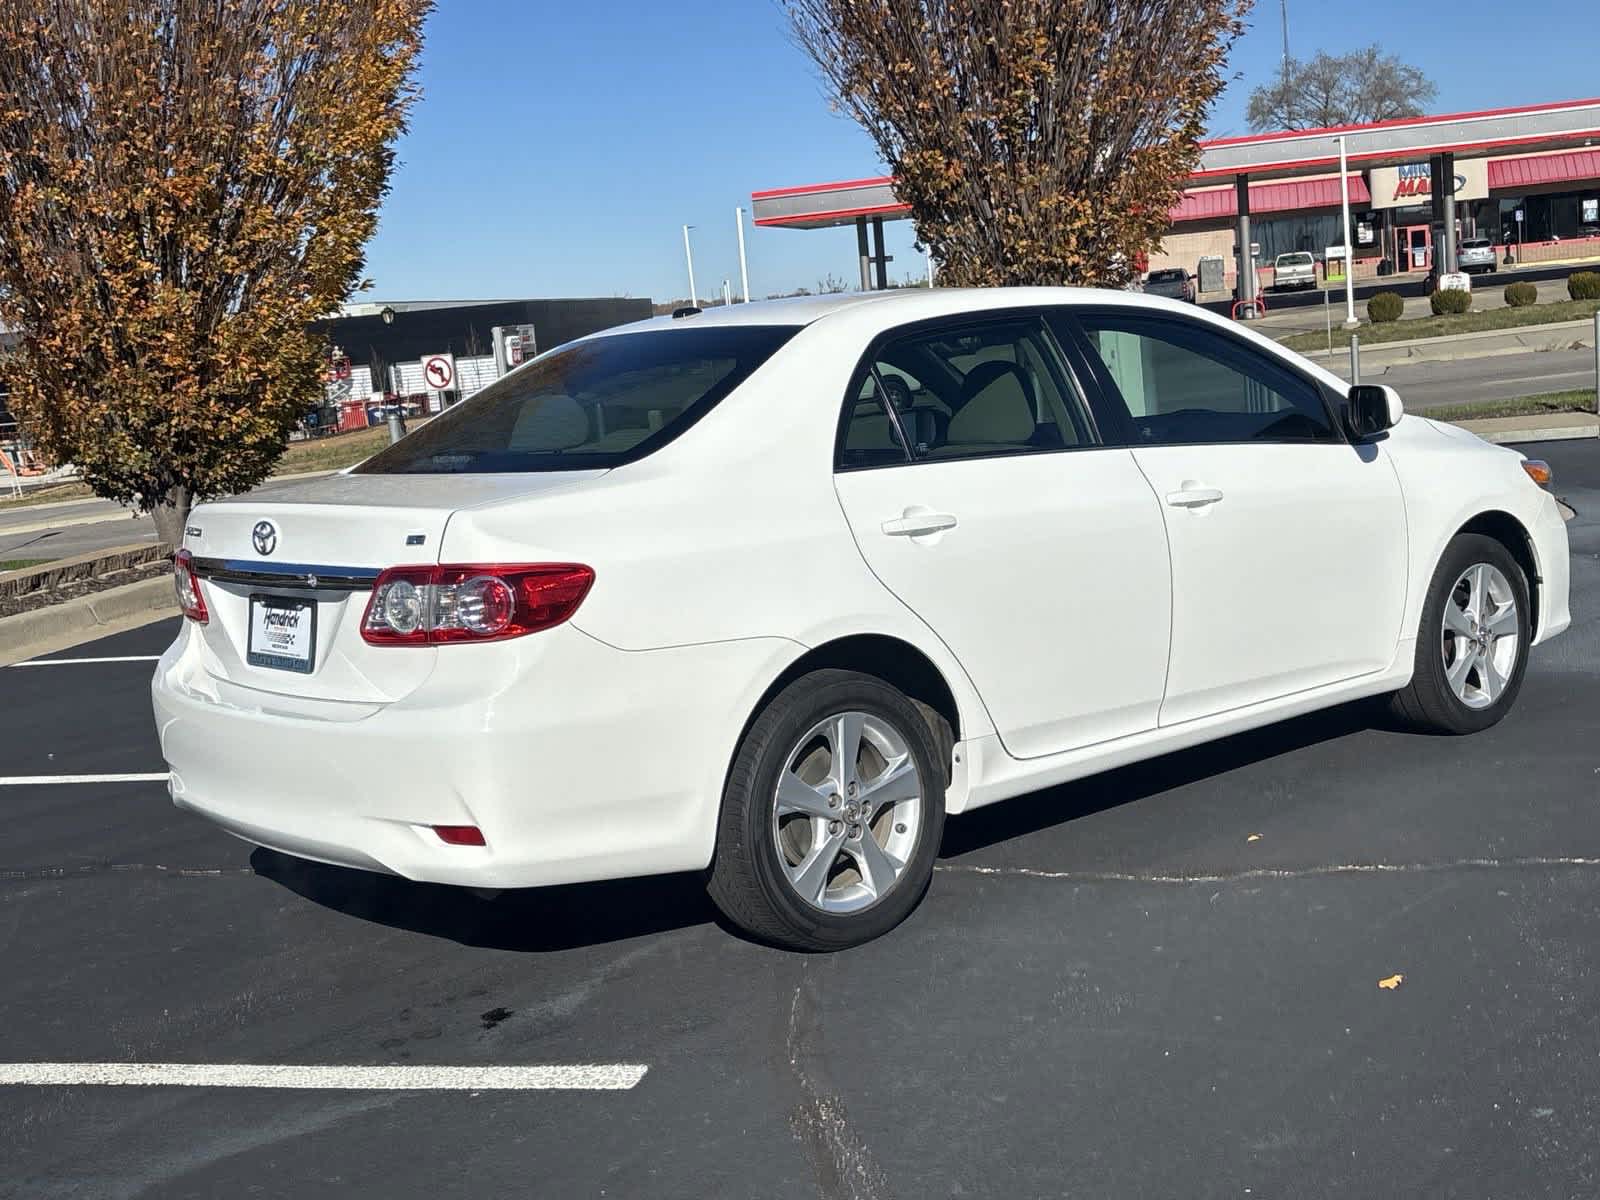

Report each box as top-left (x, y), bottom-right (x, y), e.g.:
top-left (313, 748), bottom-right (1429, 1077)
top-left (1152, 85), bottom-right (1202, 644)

top-left (1344, 384), bottom-right (1403, 440)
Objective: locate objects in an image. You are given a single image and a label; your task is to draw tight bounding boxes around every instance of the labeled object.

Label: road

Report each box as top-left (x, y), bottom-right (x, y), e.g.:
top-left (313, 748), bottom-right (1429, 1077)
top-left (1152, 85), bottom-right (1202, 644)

top-left (1309, 345), bottom-right (1599, 411)
top-left (0, 476), bottom-right (323, 564)
top-left (1, 441), bottom-right (1596, 1197)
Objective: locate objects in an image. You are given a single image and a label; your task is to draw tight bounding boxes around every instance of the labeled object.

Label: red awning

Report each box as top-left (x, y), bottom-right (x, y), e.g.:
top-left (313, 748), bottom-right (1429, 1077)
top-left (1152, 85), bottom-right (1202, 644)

top-left (1171, 175), bottom-right (1371, 224)
top-left (1489, 149), bottom-right (1600, 189)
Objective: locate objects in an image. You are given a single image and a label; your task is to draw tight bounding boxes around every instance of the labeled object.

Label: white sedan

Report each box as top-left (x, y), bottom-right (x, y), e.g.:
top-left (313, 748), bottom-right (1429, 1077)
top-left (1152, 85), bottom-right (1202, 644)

top-left (153, 288), bottom-right (1571, 950)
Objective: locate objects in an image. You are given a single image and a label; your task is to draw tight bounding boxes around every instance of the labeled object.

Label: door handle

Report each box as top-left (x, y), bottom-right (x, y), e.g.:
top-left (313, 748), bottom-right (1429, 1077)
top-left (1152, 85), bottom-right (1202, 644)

top-left (881, 512), bottom-right (958, 537)
top-left (1164, 486), bottom-right (1224, 509)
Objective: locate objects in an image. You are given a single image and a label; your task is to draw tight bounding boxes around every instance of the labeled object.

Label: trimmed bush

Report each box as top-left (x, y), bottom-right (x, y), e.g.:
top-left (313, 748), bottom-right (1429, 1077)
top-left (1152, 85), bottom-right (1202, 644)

top-left (1367, 291), bottom-right (1404, 323)
top-left (1568, 271), bottom-right (1600, 300)
top-left (1503, 281), bottom-right (1538, 307)
top-left (1430, 288), bottom-right (1472, 316)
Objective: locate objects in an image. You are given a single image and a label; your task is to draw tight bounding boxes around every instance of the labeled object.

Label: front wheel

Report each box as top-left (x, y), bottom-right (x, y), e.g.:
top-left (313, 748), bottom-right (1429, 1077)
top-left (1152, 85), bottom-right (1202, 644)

top-left (707, 670), bottom-right (945, 951)
top-left (1389, 533), bottom-right (1531, 734)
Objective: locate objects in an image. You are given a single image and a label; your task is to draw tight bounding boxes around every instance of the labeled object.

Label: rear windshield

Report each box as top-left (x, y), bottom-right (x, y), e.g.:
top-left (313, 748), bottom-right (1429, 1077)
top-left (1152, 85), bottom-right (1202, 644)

top-left (1462, 238), bottom-right (1491, 248)
top-left (1148, 269), bottom-right (1186, 282)
top-left (356, 325), bottom-right (798, 474)
top-left (1277, 253), bottom-right (1313, 266)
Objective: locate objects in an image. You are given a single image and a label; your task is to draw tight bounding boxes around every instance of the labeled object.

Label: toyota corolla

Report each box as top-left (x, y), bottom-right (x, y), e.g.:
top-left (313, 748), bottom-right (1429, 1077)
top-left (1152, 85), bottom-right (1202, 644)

top-left (153, 288), bottom-right (1571, 950)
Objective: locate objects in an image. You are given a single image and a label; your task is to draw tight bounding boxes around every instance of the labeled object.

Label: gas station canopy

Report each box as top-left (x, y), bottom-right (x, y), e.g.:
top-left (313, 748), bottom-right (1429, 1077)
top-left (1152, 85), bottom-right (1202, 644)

top-left (751, 98), bottom-right (1600, 231)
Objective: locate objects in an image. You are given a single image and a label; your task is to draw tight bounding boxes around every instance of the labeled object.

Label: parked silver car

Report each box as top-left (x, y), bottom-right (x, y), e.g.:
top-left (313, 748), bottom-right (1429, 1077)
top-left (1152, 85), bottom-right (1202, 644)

top-left (1458, 237), bottom-right (1497, 274)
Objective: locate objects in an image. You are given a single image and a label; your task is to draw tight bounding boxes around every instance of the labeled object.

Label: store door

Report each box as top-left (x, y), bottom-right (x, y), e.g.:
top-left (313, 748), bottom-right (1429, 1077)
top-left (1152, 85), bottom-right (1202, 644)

top-left (1399, 225), bottom-right (1432, 272)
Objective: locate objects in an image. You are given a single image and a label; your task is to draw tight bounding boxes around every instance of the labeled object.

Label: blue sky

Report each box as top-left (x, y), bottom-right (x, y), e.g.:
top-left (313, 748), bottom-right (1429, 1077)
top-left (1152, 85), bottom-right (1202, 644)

top-left (362, 0), bottom-right (1597, 303)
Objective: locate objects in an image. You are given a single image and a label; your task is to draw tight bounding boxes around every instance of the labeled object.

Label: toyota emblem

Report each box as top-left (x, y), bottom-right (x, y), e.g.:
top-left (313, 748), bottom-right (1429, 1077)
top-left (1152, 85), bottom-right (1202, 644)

top-left (251, 520), bottom-right (278, 556)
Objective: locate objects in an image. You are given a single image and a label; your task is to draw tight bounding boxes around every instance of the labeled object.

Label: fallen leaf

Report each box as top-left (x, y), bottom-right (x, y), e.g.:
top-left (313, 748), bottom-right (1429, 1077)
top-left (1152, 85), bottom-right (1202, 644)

top-left (1378, 974), bottom-right (1404, 990)
top-left (1246, 834), bottom-right (1262, 842)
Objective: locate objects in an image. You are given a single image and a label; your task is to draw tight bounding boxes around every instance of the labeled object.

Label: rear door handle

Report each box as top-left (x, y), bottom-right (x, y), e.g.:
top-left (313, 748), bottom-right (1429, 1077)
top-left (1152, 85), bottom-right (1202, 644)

top-left (1164, 487), bottom-right (1224, 509)
top-left (881, 512), bottom-right (958, 537)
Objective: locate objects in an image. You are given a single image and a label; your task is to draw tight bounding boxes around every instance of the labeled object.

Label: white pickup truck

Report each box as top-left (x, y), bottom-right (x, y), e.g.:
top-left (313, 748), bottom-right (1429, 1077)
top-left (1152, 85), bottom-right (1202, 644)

top-left (1272, 251), bottom-right (1317, 291)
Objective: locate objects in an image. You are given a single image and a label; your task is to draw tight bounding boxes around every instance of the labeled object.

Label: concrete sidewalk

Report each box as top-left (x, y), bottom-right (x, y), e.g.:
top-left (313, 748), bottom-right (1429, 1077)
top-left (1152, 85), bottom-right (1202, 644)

top-left (1297, 318), bottom-right (1595, 373)
top-left (1454, 411), bottom-right (1600, 445)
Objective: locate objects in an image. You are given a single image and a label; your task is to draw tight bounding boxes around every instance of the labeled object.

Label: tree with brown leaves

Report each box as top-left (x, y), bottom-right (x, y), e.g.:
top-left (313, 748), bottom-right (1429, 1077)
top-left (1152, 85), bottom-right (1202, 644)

top-left (0, 0), bottom-right (430, 546)
top-left (785, 0), bottom-right (1250, 288)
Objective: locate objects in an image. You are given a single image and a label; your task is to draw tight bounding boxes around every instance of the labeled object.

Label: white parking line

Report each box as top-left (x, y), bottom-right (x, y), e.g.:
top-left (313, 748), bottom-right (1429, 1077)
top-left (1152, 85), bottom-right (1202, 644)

top-left (0, 773), bottom-right (169, 787)
top-left (0, 1062), bottom-right (648, 1090)
top-left (12, 656), bottom-right (162, 667)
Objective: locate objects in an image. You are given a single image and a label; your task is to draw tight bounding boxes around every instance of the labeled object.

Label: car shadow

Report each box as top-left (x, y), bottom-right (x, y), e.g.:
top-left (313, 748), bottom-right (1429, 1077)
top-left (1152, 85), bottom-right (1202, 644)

top-left (250, 847), bottom-right (718, 953)
top-left (939, 699), bottom-right (1386, 858)
top-left (252, 699), bottom-right (1394, 952)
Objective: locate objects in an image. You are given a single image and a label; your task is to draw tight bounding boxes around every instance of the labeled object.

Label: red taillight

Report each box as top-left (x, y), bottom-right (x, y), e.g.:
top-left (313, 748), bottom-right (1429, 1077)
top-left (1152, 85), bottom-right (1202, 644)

top-left (361, 564), bottom-right (594, 646)
top-left (173, 549), bottom-right (208, 624)
top-left (433, 824), bottom-right (487, 846)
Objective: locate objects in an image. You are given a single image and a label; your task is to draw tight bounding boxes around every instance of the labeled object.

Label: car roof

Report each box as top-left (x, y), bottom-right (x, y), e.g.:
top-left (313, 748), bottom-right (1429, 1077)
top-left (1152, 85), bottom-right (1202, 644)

top-left (597, 286), bottom-right (1187, 338)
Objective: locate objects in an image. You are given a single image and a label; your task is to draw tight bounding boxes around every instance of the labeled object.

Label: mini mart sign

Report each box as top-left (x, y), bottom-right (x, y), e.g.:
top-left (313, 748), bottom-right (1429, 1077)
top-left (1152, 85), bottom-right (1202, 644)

top-left (1368, 159), bottom-right (1488, 209)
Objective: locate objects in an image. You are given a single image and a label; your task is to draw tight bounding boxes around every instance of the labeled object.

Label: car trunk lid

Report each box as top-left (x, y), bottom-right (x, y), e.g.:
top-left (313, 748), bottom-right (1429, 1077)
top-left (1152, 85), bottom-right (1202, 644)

top-left (183, 471), bottom-right (604, 708)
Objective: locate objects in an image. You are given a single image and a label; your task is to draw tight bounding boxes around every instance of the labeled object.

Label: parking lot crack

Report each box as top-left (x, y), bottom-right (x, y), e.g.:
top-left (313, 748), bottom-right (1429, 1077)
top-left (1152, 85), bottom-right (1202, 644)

top-left (0, 862), bottom-right (255, 883)
top-left (784, 970), bottom-right (895, 1200)
top-left (937, 856), bottom-right (1600, 885)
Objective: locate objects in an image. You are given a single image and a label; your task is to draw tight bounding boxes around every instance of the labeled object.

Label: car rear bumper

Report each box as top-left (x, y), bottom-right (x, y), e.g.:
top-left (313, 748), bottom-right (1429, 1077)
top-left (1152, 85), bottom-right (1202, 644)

top-left (152, 621), bottom-right (797, 889)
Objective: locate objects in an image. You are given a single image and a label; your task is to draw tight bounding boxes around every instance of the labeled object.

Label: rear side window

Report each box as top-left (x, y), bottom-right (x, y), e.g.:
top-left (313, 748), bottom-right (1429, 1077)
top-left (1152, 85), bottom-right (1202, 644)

top-left (356, 326), bottom-right (797, 474)
top-left (837, 316), bottom-right (1095, 468)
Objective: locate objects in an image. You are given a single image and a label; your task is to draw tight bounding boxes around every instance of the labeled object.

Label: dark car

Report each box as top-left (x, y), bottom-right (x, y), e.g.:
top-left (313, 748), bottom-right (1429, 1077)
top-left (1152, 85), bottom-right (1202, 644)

top-left (1142, 267), bottom-right (1195, 302)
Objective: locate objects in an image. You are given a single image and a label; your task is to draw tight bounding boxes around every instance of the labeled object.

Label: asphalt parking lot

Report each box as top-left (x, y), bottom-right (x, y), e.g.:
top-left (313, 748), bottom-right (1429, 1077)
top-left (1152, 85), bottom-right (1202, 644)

top-left (2, 439), bottom-right (1597, 1199)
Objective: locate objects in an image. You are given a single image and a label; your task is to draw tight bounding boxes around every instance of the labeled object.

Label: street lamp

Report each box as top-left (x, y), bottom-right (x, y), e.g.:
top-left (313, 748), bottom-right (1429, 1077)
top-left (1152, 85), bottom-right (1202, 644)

top-left (681, 225), bottom-right (699, 308)
top-left (1335, 136), bottom-right (1358, 329)
top-left (379, 305), bottom-right (396, 325)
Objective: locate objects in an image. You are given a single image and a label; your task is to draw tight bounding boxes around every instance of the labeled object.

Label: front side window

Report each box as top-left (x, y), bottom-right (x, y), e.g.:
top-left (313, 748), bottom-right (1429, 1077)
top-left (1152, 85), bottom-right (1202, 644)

top-left (357, 325), bottom-right (797, 474)
top-left (1071, 313), bottom-right (1337, 446)
top-left (836, 316), bottom-right (1094, 467)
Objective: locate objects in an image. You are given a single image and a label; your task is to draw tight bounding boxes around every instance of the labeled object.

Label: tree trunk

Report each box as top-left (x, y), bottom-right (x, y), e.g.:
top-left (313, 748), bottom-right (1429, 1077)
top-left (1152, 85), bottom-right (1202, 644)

top-left (149, 486), bottom-right (193, 552)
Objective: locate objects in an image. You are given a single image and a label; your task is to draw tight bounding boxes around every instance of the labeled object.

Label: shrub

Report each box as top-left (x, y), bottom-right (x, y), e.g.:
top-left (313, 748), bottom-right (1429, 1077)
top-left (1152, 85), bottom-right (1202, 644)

top-left (1569, 271), bottom-right (1600, 300)
top-left (1430, 288), bottom-right (1472, 316)
top-left (1503, 281), bottom-right (1538, 307)
top-left (1367, 291), bottom-right (1404, 323)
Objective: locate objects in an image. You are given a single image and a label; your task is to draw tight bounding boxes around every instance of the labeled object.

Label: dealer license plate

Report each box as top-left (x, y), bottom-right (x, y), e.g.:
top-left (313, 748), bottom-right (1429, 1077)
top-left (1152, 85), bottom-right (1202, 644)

top-left (246, 595), bottom-right (317, 674)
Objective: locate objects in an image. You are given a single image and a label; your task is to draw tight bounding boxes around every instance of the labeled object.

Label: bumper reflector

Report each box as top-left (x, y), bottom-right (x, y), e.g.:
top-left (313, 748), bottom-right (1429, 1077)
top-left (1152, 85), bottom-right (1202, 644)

top-left (433, 824), bottom-right (486, 847)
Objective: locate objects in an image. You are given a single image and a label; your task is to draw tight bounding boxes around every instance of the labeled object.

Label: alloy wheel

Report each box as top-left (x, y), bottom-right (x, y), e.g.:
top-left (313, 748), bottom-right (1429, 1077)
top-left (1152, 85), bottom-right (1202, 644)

top-left (1440, 562), bottom-right (1520, 711)
top-left (770, 711), bottom-right (924, 914)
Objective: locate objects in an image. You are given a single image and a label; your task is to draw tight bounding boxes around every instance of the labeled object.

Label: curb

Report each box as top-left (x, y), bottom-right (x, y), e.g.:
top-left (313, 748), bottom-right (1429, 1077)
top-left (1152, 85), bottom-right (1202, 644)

top-left (1458, 423), bottom-right (1600, 445)
top-left (0, 576), bottom-right (177, 665)
top-left (0, 542), bottom-right (168, 600)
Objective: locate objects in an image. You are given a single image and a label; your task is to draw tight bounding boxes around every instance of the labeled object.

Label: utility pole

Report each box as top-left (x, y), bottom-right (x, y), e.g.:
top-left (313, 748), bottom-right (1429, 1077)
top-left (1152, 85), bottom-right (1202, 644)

top-left (682, 225), bottom-right (698, 308)
top-left (1280, 0), bottom-right (1290, 82)
top-left (735, 207), bottom-right (751, 302)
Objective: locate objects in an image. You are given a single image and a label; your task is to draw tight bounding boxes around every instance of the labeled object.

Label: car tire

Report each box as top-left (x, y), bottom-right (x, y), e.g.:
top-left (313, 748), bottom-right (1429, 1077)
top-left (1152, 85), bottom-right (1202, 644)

top-left (1388, 533), bottom-right (1532, 735)
top-left (707, 669), bottom-right (946, 951)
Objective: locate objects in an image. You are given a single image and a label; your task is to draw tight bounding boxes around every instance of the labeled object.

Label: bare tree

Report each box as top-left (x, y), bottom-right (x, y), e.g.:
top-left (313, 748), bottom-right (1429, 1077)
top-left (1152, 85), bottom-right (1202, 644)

top-left (785, 0), bottom-right (1250, 288)
top-left (1246, 46), bottom-right (1436, 132)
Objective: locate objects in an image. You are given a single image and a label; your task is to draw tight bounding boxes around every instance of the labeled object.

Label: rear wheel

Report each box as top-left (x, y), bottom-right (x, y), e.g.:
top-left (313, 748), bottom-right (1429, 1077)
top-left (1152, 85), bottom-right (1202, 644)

top-left (1389, 533), bottom-right (1531, 734)
top-left (707, 670), bottom-right (944, 951)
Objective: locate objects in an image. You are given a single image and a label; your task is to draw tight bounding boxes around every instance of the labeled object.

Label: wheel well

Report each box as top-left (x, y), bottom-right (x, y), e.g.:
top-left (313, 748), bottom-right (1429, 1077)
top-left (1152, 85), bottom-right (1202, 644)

top-left (1457, 510), bottom-right (1540, 633)
top-left (749, 635), bottom-right (962, 775)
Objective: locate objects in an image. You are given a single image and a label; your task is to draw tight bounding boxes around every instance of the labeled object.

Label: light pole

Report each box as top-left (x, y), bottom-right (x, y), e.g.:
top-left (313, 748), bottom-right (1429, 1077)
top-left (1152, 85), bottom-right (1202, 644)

top-left (682, 224), bottom-right (699, 308)
top-left (1336, 135), bottom-right (1358, 328)
top-left (735, 207), bottom-right (751, 302)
